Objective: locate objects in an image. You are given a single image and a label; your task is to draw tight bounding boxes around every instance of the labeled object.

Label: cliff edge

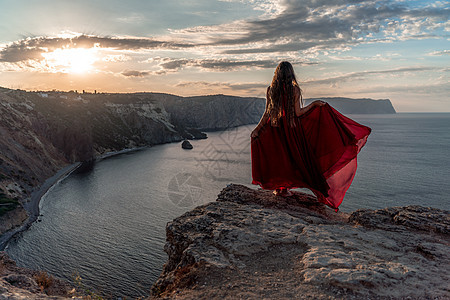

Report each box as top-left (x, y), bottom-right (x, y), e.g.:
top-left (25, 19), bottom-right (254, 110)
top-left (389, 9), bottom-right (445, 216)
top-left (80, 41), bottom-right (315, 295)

top-left (151, 184), bottom-right (449, 299)
top-left (0, 251), bottom-right (74, 299)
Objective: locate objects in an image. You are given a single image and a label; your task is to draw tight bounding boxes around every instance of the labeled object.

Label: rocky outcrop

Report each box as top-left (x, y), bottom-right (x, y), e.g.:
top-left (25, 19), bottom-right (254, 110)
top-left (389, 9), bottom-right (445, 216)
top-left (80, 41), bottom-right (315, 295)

top-left (161, 94), bottom-right (265, 131)
top-left (0, 252), bottom-right (74, 299)
top-left (181, 140), bottom-right (193, 150)
top-left (306, 97), bottom-right (396, 114)
top-left (151, 184), bottom-right (449, 299)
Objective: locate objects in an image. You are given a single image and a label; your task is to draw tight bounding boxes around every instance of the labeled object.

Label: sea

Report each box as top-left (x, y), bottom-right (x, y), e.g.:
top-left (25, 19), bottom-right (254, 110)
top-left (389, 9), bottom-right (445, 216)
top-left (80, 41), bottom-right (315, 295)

top-left (5, 113), bottom-right (450, 298)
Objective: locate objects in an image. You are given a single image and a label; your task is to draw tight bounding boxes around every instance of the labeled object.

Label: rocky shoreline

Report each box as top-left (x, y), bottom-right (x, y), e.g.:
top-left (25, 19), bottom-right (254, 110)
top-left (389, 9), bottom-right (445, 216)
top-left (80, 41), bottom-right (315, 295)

top-left (150, 184), bottom-right (449, 299)
top-left (0, 144), bottom-right (177, 251)
top-left (0, 162), bottom-right (81, 250)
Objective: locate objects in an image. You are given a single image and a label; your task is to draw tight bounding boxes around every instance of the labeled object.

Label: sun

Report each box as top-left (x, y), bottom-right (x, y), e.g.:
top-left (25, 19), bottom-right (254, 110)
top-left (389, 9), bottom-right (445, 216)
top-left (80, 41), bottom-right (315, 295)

top-left (42, 47), bottom-right (98, 74)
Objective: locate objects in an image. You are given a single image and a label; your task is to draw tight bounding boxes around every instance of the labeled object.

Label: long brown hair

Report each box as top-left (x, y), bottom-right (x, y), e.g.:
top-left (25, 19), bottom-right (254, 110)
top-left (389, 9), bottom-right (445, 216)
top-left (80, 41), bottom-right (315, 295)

top-left (267, 61), bottom-right (302, 127)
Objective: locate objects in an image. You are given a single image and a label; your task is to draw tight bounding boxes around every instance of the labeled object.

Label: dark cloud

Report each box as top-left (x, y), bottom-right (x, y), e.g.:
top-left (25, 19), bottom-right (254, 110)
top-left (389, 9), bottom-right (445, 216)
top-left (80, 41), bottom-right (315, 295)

top-left (0, 35), bottom-right (195, 62)
top-left (1, 1), bottom-right (447, 67)
top-left (187, 0), bottom-right (449, 54)
top-left (197, 59), bottom-right (277, 70)
top-left (121, 70), bottom-right (151, 77)
top-left (176, 80), bottom-right (268, 91)
top-left (222, 41), bottom-right (323, 54)
top-left (159, 59), bottom-right (191, 70)
top-left (157, 58), bottom-right (317, 71)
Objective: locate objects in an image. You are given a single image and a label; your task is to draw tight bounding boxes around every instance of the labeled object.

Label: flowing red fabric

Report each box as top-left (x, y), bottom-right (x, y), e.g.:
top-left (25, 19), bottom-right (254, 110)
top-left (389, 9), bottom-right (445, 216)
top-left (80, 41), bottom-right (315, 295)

top-left (251, 102), bottom-right (371, 210)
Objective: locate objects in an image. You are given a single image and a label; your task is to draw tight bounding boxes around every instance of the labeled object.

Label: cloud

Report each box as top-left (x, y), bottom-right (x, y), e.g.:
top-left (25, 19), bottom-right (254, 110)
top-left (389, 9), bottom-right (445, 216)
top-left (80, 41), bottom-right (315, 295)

top-left (428, 50), bottom-right (450, 56)
top-left (1, 0), bottom-right (448, 81)
top-left (1, 1), bottom-right (448, 66)
top-left (121, 70), bottom-right (151, 77)
top-left (155, 57), bottom-right (317, 72)
top-left (304, 67), bottom-right (440, 85)
top-left (102, 54), bottom-right (132, 62)
top-left (171, 0), bottom-right (448, 54)
top-left (327, 52), bottom-right (403, 61)
top-left (176, 80), bottom-right (268, 91)
top-left (0, 34), bottom-right (194, 63)
top-left (356, 82), bottom-right (450, 95)
top-left (116, 13), bottom-right (145, 24)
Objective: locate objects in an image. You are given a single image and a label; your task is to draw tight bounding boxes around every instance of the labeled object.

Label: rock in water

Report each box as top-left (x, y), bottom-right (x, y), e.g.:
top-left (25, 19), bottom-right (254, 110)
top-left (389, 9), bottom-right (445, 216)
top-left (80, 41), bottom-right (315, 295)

top-left (181, 140), bottom-right (193, 149)
top-left (151, 184), bottom-right (450, 300)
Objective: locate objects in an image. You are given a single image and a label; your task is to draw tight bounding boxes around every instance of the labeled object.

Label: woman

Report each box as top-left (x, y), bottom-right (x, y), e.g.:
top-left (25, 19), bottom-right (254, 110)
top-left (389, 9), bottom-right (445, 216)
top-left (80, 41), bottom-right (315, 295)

top-left (251, 61), bottom-right (371, 211)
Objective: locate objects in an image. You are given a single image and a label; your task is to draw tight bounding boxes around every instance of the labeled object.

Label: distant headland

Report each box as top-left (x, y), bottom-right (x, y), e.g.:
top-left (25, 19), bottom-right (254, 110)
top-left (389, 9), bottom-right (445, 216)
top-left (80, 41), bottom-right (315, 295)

top-left (306, 97), bottom-right (396, 114)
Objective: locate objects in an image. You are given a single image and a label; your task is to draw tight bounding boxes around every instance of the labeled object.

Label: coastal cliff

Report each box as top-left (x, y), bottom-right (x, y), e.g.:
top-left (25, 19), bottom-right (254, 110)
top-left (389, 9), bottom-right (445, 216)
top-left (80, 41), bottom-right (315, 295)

top-left (162, 94), bottom-right (264, 130)
top-left (0, 87), bottom-right (264, 237)
top-left (150, 184), bottom-right (449, 299)
top-left (305, 97), bottom-right (396, 114)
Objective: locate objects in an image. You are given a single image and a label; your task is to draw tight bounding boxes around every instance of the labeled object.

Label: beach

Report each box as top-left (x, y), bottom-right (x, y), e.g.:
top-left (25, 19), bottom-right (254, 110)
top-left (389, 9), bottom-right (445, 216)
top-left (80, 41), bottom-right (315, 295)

top-left (0, 162), bottom-right (81, 250)
top-left (0, 146), bottom-right (150, 250)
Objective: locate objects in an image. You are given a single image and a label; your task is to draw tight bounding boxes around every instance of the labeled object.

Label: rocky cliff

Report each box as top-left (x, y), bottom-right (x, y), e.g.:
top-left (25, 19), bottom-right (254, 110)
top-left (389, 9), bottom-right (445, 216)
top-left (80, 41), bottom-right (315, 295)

top-left (162, 94), bottom-right (264, 131)
top-left (150, 184), bottom-right (449, 299)
top-left (305, 97), bottom-right (396, 114)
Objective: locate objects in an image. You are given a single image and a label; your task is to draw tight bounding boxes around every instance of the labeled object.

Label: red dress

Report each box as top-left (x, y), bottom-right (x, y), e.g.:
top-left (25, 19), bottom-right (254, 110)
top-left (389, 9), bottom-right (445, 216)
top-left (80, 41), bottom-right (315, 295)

top-left (251, 99), bottom-right (371, 211)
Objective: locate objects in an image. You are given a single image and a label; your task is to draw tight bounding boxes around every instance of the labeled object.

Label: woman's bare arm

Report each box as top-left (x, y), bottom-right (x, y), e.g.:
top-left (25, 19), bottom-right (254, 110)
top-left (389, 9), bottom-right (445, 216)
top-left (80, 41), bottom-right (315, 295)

top-left (295, 89), bottom-right (326, 117)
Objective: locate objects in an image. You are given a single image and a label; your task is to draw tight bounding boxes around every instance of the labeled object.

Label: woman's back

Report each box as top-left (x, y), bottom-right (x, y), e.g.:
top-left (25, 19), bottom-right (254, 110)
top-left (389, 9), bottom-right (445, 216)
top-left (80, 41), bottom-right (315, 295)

top-left (251, 61), bottom-right (371, 210)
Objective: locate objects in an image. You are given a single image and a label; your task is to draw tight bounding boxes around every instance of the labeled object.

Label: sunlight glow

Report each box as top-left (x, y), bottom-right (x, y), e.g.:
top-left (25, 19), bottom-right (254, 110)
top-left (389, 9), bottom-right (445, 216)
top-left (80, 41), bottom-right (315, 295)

top-left (41, 47), bottom-right (98, 74)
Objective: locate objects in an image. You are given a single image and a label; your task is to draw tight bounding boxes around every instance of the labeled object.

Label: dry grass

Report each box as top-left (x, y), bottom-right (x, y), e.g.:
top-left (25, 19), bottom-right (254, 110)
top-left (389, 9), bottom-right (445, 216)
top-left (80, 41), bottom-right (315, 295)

top-left (33, 271), bottom-right (53, 292)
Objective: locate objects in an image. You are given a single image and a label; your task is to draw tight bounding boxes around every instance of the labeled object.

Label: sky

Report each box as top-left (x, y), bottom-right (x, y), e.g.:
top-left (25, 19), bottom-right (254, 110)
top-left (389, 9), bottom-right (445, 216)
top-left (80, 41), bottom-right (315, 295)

top-left (0, 0), bottom-right (448, 112)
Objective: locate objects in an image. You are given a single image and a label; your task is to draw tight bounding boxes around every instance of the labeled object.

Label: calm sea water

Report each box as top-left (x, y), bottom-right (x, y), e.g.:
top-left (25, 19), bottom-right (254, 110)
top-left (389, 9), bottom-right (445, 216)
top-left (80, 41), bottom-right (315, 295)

top-left (6, 113), bottom-right (450, 298)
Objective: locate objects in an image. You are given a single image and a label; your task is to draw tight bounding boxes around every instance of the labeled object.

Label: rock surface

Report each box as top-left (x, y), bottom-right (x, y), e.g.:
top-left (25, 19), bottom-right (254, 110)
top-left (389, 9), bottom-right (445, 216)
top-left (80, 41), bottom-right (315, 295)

top-left (0, 207), bottom-right (28, 235)
top-left (0, 252), bottom-right (74, 299)
top-left (151, 184), bottom-right (449, 299)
